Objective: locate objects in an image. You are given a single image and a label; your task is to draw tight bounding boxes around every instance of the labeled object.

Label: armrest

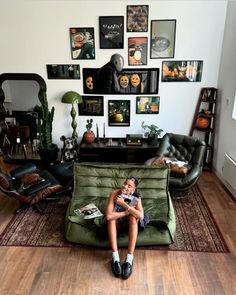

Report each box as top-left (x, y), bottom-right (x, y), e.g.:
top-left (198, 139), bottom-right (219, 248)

top-left (10, 163), bottom-right (37, 178)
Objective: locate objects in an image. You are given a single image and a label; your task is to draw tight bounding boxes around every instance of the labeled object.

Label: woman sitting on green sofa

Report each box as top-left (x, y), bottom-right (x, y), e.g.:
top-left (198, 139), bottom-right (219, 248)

top-left (106, 176), bottom-right (144, 279)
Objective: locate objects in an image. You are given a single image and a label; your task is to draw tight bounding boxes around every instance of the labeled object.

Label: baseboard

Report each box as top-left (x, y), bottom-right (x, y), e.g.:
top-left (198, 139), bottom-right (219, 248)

top-left (213, 168), bottom-right (236, 200)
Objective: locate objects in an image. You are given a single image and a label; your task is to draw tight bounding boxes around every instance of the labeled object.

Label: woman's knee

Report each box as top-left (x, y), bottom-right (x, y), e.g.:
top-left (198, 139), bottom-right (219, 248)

top-left (128, 215), bottom-right (138, 227)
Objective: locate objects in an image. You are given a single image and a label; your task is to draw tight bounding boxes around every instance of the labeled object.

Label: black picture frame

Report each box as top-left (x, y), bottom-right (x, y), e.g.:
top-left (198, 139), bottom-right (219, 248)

top-left (128, 37), bottom-right (148, 66)
top-left (70, 27), bottom-right (95, 60)
top-left (162, 60), bottom-right (203, 82)
top-left (108, 100), bottom-right (130, 126)
top-left (83, 67), bottom-right (159, 94)
top-left (47, 64), bottom-right (80, 79)
top-left (79, 96), bottom-right (104, 116)
top-left (136, 96), bottom-right (160, 114)
top-left (127, 5), bottom-right (149, 32)
top-left (99, 16), bottom-right (124, 49)
top-left (150, 20), bottom-right (176, 59)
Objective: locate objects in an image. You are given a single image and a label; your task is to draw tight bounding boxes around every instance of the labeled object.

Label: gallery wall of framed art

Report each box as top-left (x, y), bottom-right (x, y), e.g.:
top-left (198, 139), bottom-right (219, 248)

top-left (2, 0), bottom-right (223, 143)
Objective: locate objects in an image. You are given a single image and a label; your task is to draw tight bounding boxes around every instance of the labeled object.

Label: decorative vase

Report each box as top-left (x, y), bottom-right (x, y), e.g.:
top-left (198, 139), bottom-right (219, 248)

top-left (147, 136), bottom-right (158, 146)
top-left (83, 131), bottom-right (95, 143)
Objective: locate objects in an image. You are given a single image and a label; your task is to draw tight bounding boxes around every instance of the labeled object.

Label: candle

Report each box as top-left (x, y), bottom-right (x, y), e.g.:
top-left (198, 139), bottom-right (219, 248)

top-left (96, 123), bottom-right (99, 139)
top-left (103, 123), bottom-right (105, 137)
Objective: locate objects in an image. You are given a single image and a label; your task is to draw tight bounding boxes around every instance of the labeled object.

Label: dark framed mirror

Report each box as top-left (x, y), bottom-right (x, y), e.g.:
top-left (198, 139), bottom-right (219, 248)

top-left (0, 73), bottom-right (46, 162)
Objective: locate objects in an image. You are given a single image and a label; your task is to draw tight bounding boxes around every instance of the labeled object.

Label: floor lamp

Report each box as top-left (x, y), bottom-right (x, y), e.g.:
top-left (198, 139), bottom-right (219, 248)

top-left (61, 91), bottom-right (83, 138)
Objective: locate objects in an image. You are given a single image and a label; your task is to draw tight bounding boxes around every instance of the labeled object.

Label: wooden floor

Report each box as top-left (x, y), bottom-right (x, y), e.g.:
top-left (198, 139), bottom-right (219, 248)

top-left (0, 158), bottom-right (236, 295)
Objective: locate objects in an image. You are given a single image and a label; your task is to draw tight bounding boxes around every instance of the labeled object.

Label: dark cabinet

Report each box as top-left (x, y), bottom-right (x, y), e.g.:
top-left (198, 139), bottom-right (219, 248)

top-left (79, 138), bottom-right (158, 163)
top-left (189, 87), bottom-right (217, 170)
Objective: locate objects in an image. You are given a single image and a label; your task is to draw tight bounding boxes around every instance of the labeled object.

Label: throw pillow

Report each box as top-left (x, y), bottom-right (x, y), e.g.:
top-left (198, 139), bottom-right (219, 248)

top-left (151, 156), bottom-right (168, 167)
top-left (168, 163), bottom-right (188, 177)
top-left (150, 156), bottom-right (189, 177)
top-left (17, 173), bottom-right (45, 193)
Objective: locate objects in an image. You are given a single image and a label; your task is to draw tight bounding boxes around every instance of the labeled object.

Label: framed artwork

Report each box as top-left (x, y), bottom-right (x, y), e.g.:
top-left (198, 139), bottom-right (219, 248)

top-left (83, 68), bottom-right (159, 94)
top-left (128, 37), bottom-right (148, 66)
top-left (99, 16), bottom-right (124, 49)
top-left (127, 5), bottom-right (149, 32)
top-left (136, 96), bottom-right (160, 114)
top-left (79, 96), bottom-right (104, 116)
top-left (70, 27), bottom-right (95, 60)
top-left (47, 64), bottom-right (80, 79)
top-left (162, 60), bottom-right (203, 82)
top-left (108, 100), bottom-right (130, 126)
top-left (151, 20), bottom-right (176, 59)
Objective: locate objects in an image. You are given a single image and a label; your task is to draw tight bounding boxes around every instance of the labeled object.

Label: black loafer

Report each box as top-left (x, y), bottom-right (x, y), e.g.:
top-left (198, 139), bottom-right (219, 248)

top-left (112, 260), bottom-right (122, 277)
top-left (122, 262), bottom-right (132, 279)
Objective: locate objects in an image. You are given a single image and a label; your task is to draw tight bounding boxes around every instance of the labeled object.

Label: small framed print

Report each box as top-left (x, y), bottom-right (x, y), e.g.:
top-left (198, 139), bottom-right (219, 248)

top-left (99, 16), bottom-right (124, 49)
top-left (151, 20), bottom-right (176, 59)
top-left (108, 100), bottom-right (130, 126)
top-left (128, 37), bottom-right (148, 66)
top-left (136, 96), bottom-right (160, 114)
top-left (162, 60), bottom-right (203, 82)
top-left (127, 5), bottom-right (149, 32)
top-left (47, 64), bottom-right (80, 79)
top-left (70, 27), bottom-right (95, 60)
top-left (79, 96), bottom-right (104, 116)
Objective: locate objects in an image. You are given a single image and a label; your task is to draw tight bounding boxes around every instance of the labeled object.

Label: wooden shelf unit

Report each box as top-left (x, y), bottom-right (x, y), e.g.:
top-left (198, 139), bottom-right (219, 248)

top-left (189, 87), bottom-right (217, 170)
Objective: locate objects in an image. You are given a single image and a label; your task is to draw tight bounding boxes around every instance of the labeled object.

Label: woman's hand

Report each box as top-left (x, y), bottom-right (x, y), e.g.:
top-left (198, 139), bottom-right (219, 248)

top-left (114, 195), bottom-right (128, 208)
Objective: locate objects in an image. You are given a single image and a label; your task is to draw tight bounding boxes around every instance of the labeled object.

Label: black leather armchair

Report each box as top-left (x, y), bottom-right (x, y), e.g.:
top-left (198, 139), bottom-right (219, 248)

top-left (0, 162), bottom-right (72, 213)
top-left (146, 133), bottom-right (206, 191)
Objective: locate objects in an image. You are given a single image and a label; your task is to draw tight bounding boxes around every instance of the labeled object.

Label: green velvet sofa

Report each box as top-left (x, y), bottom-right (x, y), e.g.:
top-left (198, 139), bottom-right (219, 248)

top-left (65, 163), bottom-right (176, 247)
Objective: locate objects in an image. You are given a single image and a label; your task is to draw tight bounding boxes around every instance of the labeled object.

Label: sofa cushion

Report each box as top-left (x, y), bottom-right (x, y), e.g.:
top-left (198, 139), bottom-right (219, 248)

top-left (65, 163), bottom-right (176, 247)
top-left (146, 156), bottom-right (190, 177)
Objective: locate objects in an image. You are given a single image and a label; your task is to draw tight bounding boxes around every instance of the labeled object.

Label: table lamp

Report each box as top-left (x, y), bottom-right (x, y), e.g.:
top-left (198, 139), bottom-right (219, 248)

top-left (61, 91), bottom-right (83, 138)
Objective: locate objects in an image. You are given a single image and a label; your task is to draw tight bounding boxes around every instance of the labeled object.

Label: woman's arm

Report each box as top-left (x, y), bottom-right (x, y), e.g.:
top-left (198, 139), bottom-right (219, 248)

top-left (106, 191), bottom-right (129, 221)
top-left (115, 196), bottom-right (144, 220)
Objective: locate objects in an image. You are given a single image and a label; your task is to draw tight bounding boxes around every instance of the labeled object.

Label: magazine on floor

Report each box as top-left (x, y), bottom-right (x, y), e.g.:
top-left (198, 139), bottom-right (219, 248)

top-left (74, 203), bottom-right (103, 219)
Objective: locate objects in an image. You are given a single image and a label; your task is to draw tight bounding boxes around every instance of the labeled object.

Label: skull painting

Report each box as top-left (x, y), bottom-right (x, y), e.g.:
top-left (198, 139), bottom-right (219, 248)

top-left (119, 75), bottom-right (129, 88)
top-left (130, 74), bottom-right (141, 87)
top-left (86, 76), bottom-right (93, 90)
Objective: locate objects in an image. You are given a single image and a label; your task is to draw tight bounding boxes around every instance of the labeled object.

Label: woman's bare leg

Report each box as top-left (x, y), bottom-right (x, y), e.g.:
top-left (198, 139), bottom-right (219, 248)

top-left (127, 215), bottom-right (138, 254)
top-left (107, 219), bottom-right (118, 252)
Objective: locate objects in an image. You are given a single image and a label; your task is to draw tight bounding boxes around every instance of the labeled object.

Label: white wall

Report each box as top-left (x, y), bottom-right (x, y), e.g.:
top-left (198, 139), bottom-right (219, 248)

top-left (215, 0), bottom-right (236, 198)
top-left (0, 0), bottom-right (227, 148)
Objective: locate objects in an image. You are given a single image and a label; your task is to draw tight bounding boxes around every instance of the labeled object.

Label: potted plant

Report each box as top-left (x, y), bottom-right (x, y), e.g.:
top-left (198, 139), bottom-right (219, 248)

top-left (37, 89), bottom-right (59, 164)
top-left (141, 121), bottom-right (164, 146)
top-left (83, 118), bottom-right (95, 143)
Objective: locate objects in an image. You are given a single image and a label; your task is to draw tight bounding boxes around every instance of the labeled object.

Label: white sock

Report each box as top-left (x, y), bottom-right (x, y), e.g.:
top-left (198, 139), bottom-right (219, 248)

top-left (126, 253), bottom-right (133, 265)
top-left (112, 251), bottom-right (120, 262)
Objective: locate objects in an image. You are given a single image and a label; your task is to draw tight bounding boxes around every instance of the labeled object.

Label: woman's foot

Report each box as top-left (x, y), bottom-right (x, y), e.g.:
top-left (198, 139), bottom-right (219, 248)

top-left (122, 262), bottom-right (133, 279)
top-left (112, 260), bottom-right (122, 277)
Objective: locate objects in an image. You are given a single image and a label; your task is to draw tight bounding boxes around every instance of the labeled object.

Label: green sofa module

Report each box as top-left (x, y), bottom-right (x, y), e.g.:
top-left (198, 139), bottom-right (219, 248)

top-left (65, 163), bottom-right (176, 247)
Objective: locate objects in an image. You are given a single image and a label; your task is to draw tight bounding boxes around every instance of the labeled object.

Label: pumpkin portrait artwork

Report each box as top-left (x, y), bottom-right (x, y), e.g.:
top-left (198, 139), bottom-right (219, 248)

top-left (196, 116), bottom-right (210, 129)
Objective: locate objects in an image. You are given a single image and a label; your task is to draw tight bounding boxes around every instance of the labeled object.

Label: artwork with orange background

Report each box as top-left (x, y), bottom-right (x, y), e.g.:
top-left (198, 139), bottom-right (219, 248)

top-left (162, 60), bottom-right (203, 82)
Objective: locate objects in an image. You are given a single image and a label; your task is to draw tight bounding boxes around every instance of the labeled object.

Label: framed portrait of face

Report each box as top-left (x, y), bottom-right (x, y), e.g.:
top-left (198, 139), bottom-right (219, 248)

top-left (128, 37), bottom-right (148, 66)
top-left (70, 27), bottom-right (95, 60)
top-left (99, 16), bottom-right (124, 49)
top-left (108, 100), bottom-right (130, 126)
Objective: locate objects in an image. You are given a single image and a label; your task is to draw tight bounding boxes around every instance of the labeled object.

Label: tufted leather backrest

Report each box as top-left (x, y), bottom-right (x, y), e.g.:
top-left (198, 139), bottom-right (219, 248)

top-left (157, 133), bottom-right (206, 166)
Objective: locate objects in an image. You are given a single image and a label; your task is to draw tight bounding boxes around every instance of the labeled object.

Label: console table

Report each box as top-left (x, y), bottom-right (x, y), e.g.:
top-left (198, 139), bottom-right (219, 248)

top-left (79, 138), bottom-right (159, 163)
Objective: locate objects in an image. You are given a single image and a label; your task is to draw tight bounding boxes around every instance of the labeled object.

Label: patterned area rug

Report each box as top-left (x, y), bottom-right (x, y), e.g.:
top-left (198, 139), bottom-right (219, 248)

top-left (0, 185), bottom-right (229, 252)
